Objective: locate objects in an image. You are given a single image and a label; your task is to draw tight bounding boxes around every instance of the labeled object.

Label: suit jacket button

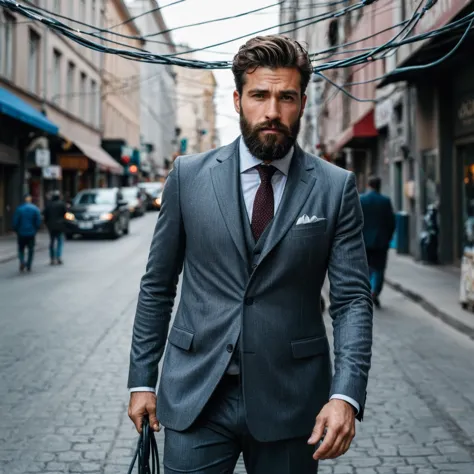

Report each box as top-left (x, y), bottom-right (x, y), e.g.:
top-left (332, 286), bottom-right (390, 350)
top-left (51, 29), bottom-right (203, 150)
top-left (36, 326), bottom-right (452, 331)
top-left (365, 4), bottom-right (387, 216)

top-left (245, 297), bottom-right (254, 306)
top-left (226, 344), bottom-right (234, 353)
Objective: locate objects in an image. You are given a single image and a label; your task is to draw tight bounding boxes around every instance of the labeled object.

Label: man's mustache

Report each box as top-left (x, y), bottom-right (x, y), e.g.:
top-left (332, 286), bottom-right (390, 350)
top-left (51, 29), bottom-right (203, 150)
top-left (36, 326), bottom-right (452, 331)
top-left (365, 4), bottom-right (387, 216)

top-left (254, 121), bottom-right (291, 136)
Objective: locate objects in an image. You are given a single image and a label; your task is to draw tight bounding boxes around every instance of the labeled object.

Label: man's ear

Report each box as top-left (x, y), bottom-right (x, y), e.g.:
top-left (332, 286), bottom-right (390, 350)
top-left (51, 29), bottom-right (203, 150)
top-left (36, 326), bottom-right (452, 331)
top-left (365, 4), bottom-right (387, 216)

top-left (300, 94), bottom-right (307, 118)
top-left (233, 90), bottom-right (241, 114)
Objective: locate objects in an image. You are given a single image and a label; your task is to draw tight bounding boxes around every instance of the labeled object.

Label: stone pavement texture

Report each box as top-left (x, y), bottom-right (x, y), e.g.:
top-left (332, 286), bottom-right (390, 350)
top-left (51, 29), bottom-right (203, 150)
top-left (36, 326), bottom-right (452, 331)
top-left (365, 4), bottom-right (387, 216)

top-left (0, 213), bottom-right (473, 473)
top-left (385, 251), bottom-right (474, 338)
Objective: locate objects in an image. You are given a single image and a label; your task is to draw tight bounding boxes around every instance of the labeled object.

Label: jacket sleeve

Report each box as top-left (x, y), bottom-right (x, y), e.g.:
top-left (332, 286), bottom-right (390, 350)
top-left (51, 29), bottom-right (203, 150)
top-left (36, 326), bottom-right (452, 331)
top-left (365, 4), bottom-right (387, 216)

top-left (128, 158), bottom-right (186, 389)
top-left (327, 172), bottom-right (373, 421)
top-left (35, 208), bottom-right (42, 230)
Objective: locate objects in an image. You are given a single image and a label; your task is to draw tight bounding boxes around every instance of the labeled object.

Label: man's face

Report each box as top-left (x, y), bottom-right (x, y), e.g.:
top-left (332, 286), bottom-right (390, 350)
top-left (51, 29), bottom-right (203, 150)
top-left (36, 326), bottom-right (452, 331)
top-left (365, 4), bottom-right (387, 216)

top-left (234, 67), bottom-right (307, 161)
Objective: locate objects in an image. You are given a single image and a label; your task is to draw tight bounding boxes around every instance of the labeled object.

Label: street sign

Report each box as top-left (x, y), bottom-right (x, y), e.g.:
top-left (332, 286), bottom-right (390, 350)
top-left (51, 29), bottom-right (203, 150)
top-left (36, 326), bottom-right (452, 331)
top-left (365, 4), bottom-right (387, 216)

top-left (42, 165), bottom-right (62, 180)
top-left (35, 149), bottom-right (51, 167)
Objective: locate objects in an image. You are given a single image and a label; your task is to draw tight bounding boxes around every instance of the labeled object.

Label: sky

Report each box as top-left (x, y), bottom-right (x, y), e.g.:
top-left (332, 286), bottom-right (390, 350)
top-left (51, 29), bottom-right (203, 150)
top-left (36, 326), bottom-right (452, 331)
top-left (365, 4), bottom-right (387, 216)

top-left (160, 0), bottom-right (282, 145)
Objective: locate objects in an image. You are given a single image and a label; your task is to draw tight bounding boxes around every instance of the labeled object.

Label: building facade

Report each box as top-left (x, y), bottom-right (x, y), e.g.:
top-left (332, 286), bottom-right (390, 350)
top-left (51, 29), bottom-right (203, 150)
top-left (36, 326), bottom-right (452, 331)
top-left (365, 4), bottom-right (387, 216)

top-left (0, 0), bottom-right (122, 234)
top-left (377, 0), bottom-right (474, 263)
top-left (101, 0), bottom-right (142, 184)
top-left (126, 0), bottom-right (178, 178)
top-left (174, 63), bottom-right (218, 156)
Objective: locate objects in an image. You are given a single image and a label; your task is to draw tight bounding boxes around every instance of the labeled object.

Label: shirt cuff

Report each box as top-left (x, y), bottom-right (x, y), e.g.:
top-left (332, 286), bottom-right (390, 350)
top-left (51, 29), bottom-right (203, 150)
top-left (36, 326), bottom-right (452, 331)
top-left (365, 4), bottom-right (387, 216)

top-left (330, 394), bottom-right (360, 414)
top-left (129, 387), bottom-right (156, 393)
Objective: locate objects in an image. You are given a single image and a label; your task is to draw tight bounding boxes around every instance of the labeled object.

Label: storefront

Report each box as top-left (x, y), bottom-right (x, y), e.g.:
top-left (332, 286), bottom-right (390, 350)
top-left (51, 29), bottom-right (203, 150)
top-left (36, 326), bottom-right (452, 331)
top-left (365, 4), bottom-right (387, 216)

top-left (453, 69), bottom-right (474, 262)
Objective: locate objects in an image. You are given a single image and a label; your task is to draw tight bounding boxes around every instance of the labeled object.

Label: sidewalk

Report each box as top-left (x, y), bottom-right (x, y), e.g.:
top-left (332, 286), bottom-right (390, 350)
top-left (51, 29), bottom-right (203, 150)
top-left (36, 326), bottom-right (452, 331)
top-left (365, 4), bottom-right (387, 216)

top-left (0, 231), bottom-right (49, 264)
top-left (385, 250), bottom-right (474, 339)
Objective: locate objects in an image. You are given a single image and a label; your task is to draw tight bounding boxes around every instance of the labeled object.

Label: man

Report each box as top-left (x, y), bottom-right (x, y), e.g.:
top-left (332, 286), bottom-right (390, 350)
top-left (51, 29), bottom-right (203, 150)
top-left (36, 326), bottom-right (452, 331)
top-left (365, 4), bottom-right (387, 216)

top-left (13, 194), bottom-right (42, 272)
top-left (360, 176), bottom-right (396, 308)
top-left (43, 190), bottom-right (67, 265)
top-left (128, 35), bottom-right (373, 473)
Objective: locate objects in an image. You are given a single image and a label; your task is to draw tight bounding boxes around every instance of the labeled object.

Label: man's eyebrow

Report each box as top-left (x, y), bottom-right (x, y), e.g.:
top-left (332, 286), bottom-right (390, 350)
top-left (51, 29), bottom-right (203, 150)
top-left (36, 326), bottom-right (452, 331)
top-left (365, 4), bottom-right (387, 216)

top-left (280, 90), bottom-right (298, 96)
top-left (248, 88), bottom-right (269, 94)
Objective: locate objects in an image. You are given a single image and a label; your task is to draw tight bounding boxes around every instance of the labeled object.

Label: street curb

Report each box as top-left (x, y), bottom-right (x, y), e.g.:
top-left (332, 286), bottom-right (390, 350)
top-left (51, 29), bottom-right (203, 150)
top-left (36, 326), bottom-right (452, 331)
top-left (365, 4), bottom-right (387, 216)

top-left (0, 245), bottom-right (48, 265)
top-left (385, 278), bottom-right (474, 341)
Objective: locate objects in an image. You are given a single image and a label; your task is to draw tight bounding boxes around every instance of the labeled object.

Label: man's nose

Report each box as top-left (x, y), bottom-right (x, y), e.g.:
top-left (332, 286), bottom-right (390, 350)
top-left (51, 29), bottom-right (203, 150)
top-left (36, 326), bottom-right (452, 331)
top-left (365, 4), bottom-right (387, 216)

top-left (265, 98), bottom-right (281, 121)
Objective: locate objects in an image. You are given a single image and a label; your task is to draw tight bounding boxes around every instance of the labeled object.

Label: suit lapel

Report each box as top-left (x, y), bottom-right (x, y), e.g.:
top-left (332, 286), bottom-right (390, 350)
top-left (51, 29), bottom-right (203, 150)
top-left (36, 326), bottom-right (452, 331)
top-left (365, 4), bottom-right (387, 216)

top-left (258, 145), bottom-right (317, 264)
top-left (210, 139), bottom-right (247, 264)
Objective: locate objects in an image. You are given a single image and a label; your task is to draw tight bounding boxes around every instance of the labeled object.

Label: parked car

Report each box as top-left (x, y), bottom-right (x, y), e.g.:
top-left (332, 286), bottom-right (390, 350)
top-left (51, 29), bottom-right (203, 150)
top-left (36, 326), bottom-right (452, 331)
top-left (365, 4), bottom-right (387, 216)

top-left (138, 182), bottom-right (163, 210)
top-left (121, 186), bottom-right (147, 217)
top-left (64, 188), bottom-right (130, 239)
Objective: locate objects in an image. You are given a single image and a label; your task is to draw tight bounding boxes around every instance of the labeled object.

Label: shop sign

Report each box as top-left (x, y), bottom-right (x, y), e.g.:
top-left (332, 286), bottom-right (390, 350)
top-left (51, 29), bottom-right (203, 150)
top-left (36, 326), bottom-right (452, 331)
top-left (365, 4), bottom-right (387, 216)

top-left (42, 165), bottom-right (62, 180)
top-left (375, 98), bottom-right (392, 129)
top-left (35, 149), bottom-right (50, 167)
top-left (58, 155), bottom-right (89, 171)
top-left (455, 92), bottom-right (474, 137)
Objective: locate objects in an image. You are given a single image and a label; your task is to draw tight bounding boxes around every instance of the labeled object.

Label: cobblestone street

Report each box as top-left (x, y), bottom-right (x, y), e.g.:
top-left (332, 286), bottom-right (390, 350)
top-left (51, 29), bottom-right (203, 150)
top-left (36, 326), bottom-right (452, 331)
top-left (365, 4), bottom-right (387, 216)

top-left (0, 213), bottom-right (473, 473)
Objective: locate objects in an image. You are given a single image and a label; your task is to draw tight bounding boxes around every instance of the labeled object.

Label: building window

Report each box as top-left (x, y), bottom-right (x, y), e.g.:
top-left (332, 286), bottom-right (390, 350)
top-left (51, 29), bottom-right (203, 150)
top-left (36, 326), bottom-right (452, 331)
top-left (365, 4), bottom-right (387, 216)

top-left (28, 30), bottom-right (40, 94)
top-left (90, 79), bottom-right (98, 126)
top-left (2, 14), bottom-right (15, 79)
top-left (79, 72), bottom-right (87, 118)
top-left (67, 61), bottom-right (76, 112)
top-left (52, 49), bottom-right (62, 104)
top-left (79, 0), bottom-right (86, 23)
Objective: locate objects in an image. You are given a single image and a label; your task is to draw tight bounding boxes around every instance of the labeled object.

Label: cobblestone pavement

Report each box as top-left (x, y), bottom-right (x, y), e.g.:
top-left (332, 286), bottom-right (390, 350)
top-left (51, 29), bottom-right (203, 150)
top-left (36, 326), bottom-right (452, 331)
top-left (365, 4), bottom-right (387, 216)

top-left (0, 213), bottom-right (473, 473)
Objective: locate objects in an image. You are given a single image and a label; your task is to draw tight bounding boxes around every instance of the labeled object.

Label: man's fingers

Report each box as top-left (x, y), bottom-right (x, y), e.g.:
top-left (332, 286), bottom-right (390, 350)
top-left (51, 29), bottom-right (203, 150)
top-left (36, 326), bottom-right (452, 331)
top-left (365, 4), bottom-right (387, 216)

top-left (321, 433), bottom-right (346, 460)
top-left (308, 416), bottom-right (326, 445)
top-left (313, 427), bottom-right (337, 460)
top-left (146, 404), bottom-right (160, 432)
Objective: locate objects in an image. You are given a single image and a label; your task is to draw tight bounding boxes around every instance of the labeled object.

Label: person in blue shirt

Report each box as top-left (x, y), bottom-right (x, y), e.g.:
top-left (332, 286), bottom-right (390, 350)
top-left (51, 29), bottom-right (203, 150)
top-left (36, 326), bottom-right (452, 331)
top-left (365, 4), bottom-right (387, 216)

top-left (12, 194), bottom-right (42, 272)
top-left (360, 176), bottom-right (396, 308)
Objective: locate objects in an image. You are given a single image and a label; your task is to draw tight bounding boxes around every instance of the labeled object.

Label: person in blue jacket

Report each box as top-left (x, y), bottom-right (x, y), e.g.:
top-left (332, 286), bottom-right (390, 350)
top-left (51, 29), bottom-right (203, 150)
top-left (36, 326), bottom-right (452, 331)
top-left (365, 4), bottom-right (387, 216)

top-left (12, 194), bottom-right (42, 272)
top-left (360, 176), bottom-right (396, 308)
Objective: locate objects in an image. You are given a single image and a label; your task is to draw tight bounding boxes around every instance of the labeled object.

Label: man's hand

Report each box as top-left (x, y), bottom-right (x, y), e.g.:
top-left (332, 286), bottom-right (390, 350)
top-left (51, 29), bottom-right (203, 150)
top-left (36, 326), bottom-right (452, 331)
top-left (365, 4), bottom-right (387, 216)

top-left (307, 399), bottom-right (356, 460)
top-left (128, 392), bottom-right (160, 434)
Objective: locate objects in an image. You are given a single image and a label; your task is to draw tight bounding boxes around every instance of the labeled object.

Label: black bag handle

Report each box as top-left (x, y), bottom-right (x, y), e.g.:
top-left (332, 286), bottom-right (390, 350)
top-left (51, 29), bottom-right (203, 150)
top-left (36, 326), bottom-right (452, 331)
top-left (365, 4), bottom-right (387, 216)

top-left (127, 415), bottom-right (160, 474)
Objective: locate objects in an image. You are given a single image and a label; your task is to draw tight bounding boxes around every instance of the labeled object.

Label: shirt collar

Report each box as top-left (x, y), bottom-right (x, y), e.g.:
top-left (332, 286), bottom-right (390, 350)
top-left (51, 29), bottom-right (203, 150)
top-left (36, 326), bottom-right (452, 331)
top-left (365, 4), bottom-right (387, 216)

top-left (239, 136), bottom-right (293, 176)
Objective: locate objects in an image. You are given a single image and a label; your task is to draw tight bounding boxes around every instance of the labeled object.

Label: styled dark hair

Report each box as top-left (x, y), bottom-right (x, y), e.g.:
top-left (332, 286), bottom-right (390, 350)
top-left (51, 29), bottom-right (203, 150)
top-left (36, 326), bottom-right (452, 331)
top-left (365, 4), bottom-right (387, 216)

top-left (368, 175), bottom-right (381, 192)
top-left (232, 35), bottom-right (313, 96)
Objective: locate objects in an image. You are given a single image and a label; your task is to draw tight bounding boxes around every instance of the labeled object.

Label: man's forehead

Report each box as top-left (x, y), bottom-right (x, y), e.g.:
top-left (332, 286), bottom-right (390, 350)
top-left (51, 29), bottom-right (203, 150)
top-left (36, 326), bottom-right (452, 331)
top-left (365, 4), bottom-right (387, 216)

top-left (244, 67), bottom-right (301, 88)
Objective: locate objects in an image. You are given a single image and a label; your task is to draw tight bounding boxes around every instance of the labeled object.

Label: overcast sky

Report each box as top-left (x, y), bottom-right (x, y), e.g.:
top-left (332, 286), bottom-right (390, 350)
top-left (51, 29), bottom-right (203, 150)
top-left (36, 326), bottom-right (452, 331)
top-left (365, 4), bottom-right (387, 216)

top-left (160, 0), bottom-right (281, 145)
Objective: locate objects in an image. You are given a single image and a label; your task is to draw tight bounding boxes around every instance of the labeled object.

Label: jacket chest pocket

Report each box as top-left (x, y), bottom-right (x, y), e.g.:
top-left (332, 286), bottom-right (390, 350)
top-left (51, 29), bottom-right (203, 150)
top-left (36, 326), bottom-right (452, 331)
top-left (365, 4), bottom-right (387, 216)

top-left (290, 220), bottom-right (327, 239)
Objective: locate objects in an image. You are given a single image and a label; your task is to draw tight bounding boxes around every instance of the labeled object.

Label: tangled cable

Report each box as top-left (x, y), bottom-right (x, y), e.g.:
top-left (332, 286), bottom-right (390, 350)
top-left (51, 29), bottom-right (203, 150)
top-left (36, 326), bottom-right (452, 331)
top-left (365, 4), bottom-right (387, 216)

top-left (127, 416), bottom-right (160, 474)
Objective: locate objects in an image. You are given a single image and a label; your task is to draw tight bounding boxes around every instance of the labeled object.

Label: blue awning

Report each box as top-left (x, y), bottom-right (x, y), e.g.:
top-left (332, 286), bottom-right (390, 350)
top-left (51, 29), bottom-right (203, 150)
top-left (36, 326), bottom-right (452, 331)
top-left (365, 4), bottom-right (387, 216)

top-left (0, 87), bottom-right (59, 135)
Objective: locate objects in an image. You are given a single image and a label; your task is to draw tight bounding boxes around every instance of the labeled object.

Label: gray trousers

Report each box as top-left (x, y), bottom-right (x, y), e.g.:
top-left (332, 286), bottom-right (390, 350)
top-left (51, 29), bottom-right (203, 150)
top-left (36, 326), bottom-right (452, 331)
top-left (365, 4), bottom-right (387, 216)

top-left (163, 375), bottom-right (319, 473)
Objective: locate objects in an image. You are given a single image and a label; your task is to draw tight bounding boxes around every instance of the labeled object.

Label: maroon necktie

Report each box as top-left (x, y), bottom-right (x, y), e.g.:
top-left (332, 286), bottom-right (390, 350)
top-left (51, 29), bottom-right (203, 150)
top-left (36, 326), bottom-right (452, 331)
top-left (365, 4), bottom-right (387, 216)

top-left (251, 164), bottom-right (277, 241)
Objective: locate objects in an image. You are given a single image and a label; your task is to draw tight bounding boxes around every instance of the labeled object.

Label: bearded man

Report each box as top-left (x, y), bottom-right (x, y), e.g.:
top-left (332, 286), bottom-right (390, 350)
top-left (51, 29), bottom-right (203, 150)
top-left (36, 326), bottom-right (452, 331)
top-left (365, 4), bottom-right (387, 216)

top-left (127, 35), bottom-right (373, 474)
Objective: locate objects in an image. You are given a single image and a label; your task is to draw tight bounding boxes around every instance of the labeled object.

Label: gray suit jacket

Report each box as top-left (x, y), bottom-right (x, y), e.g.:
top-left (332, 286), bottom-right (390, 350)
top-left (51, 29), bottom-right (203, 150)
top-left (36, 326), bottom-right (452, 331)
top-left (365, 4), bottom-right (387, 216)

top-left (128, 138), bottom-right (373, 442)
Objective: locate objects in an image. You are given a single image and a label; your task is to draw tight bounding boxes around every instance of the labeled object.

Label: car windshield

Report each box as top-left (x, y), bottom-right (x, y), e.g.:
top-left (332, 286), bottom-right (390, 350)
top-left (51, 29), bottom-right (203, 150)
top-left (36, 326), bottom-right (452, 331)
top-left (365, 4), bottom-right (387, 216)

top-left (75, 190), bottom-right (116, 205)
top-left (122, 188), bottom-right (139, 199)
top-left (140, 183), bottom-right (163, 192)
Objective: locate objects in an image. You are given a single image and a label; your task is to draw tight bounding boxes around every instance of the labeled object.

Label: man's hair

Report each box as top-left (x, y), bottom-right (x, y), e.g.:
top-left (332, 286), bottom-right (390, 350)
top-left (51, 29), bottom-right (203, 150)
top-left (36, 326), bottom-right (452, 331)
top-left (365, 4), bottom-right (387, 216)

top-left (232, 35), bottom-right (313, 96)
top-left (368, 176), bottom-right (381, 192)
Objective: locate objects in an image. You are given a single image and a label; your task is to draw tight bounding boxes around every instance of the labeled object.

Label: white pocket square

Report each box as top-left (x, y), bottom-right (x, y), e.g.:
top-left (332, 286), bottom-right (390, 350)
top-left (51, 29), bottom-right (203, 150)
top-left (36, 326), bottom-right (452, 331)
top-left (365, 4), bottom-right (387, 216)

top-left (296, 214), bottom-right (325, 225)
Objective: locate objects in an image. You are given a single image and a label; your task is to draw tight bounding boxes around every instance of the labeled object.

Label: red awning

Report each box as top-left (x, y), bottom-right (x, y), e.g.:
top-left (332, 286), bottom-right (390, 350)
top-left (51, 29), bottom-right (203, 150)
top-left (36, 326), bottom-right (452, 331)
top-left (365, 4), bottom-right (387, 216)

top-left (330, 109), bottom-right (378, 153)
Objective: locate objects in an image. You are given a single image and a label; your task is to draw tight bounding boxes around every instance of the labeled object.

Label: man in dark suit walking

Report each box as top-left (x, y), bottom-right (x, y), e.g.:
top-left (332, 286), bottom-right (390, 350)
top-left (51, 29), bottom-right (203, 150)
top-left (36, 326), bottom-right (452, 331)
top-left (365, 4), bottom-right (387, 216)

top-left (128, 35), bottom-right (373, 473)
top-left (360, 176), bottom-right (396, 308)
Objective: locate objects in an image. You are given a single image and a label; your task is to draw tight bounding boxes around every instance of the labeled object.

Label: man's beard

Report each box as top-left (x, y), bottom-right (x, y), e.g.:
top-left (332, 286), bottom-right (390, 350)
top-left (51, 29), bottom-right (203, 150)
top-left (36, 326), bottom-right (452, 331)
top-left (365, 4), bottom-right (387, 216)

top-left (240, 111), bottom-right (300, 162)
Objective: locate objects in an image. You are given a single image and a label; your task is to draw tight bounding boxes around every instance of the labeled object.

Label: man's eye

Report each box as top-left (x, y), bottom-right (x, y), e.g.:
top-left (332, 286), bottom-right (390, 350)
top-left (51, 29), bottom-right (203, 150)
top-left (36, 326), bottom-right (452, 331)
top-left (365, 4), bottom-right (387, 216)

top-left (282, 95), bottom-right (294, 101)
top-left (253, 93), bottom-right (265, 99)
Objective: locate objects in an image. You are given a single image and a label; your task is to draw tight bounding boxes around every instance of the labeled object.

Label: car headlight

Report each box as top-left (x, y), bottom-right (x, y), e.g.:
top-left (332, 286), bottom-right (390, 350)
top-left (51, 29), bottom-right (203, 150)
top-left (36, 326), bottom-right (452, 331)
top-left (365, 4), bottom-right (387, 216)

top-left (65, 212), bottom-right (75, 221)
top-left (129, 206), bottom-right (135, 212)
top-left (155, 197), bottom-right (161, 206)
top-left (100, 212), bottom-right (114, 221)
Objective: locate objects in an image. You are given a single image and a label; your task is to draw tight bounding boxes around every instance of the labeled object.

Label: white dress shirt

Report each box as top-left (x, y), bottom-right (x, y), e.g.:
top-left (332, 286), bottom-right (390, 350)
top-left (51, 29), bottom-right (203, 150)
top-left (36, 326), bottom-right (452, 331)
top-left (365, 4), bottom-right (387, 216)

top-left (131, 137), bottom-right (360, 414)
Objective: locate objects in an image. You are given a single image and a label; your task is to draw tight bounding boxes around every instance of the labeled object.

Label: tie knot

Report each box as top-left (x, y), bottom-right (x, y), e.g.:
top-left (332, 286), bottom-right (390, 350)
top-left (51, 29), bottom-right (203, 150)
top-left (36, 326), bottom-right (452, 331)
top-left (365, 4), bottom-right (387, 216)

top-left (257, 164), bottom-right (276, 183)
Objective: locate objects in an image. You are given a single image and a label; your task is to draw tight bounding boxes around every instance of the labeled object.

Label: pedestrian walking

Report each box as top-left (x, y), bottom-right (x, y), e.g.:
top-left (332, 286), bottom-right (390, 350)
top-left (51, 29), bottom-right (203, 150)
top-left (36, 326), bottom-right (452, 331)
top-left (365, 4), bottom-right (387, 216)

top-left (128, 35), bottom-right (373, 474)
top-left (12, 194), bottom-right (42, 272)
top-left (360, 176), bottom-right (396, 308)
top-left (43, 190), bottom-right (67, 265)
